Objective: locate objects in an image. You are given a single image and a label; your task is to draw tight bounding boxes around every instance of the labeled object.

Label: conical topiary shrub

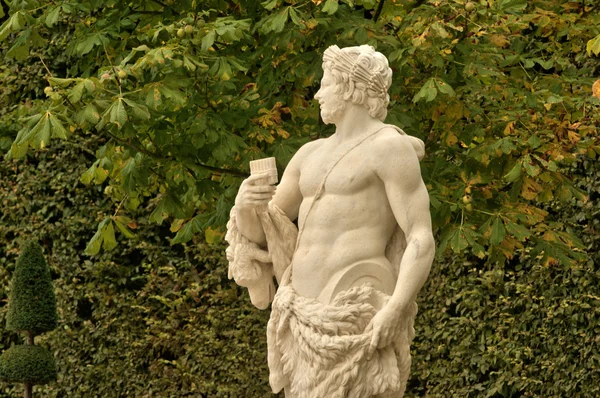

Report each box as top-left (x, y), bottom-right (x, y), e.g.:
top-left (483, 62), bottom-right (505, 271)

top-left (6, 241), bottom-right (58, 334)
top-left (0, 241), bottom-right (58, 398)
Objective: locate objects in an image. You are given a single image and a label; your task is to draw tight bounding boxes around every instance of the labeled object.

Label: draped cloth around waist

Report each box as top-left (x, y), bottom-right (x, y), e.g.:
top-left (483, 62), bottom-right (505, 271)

top-left (267, 273), bottom-right (417, 398)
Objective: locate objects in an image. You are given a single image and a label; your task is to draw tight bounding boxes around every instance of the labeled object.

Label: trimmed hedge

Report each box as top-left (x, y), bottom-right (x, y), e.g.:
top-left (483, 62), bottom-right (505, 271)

top-left (0, 138), bottom-right (275, 397)
top-left (0, 345), bottom-right (56, 385)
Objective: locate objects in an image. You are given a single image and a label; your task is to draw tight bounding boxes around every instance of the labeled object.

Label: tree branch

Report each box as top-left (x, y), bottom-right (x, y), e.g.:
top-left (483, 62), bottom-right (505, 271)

top-left (102, 130), bottom-right (248, 177)
top-left (373, 0), bottom-right (386, 23)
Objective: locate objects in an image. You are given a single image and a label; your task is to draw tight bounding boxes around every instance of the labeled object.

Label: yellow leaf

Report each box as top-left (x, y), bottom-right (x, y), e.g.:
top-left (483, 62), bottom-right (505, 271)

top-left (521, 178), bottom-right (543, 200)
top-left (170, 219), bottom-right (185, 233)
top-left (446, 132), bottom-right (458, 146)
top-left (276, 128), bottom-right (290, 139)
top-left (490, 34), bottom-right (509, 48)
top-left (567, 130), bottom-right (580, 143)
top-left (543, 256), bottom-right (558, 267)
top-left (205, 227), bottom-right (224, 244)
top-left (500, 236), bottom-right (522, 260)
top-left (592, 79), bottom-right (600, 99)
top-left (542, 231), bottom-right (557, 242)
top-left (544, 103), bottom-right (552, 111)
top-left (446, 102), bottom-right (463, 120)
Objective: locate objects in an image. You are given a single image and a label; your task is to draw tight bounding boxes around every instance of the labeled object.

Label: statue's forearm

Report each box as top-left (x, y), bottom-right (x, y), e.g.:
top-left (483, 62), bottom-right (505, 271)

top-left (388, 231), bottom-right (435, 311)
top-left (235, 206), bottom-right (267, 246)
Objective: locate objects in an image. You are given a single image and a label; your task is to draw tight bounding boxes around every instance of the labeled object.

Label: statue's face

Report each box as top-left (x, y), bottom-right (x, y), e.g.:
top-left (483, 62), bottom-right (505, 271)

top-left (314, 68), bottom-right (346, 125)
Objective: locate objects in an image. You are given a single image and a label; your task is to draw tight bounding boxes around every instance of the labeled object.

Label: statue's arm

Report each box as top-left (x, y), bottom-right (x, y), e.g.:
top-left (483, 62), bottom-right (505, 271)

top-left (376, 133), bottom-right (435, 311)
top-left (234, 176), bottom-right (274, 247)
top-left (235, 141), bottom-right (314, 245)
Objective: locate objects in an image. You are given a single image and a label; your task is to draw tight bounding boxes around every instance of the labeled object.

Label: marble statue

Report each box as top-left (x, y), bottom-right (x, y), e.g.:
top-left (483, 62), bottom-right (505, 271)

top-left (225, 45), bottom-right (435, 398)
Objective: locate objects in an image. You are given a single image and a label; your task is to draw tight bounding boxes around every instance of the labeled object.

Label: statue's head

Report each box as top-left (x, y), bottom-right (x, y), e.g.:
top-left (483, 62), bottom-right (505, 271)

top-left (317, 45), bottom-right (392, 123)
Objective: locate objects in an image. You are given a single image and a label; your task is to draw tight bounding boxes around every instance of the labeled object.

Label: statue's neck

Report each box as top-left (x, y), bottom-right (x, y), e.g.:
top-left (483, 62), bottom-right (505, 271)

top-left (333, 103), bottom-right (384, 142)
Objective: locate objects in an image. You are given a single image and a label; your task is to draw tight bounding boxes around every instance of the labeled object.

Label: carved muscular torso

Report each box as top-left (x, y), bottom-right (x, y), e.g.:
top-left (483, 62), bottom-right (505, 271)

top-left (288, 131), bottom-right (400, 302)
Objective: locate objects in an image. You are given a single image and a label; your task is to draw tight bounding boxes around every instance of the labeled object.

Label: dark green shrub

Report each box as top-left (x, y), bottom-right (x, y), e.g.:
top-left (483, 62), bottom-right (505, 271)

top-left (0, 241), bottom-right (58, 397)
top-left (0, 345), bottom-right (57, 385)
top-left (6, 242), bottom-right (58, 335)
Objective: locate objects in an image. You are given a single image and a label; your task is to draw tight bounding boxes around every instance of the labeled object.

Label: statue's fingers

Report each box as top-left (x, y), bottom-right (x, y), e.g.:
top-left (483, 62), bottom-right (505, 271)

top-left (246, 199), bottom-right (268, 207)
top-left (379, 331), bottom-right (391, 348)
top-left (247, 172), bottom-right (271, 185)
top-left (250, 192), bottom-right (275, 200)
top-left (252, 185), bottom-right (276, 193)
top-left (367, 328), bottom-right (379, 360)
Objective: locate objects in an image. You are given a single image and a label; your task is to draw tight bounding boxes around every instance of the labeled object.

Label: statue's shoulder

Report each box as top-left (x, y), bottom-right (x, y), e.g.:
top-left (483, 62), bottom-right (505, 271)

top-left (372, 125), bottom-right (425, 161)
top-left (371, 126), bottom-right (411, 151)
top-left (299, 137), bottom-right (327, 151)
top-left (295, 138), bottom-right (326, 158)
top-left (287, 138), bottom-right (326, 170)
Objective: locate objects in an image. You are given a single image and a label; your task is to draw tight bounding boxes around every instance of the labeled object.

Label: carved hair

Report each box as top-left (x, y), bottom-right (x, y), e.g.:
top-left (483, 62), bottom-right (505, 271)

top-left (322, 45), bottom-right (393, 121)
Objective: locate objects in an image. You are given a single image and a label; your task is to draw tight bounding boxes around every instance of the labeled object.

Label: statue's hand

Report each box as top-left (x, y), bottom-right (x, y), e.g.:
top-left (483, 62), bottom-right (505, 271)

top-left (235, 173), bottom-right (277, 209)
top-left (365, 304), bottom-right (404, 359)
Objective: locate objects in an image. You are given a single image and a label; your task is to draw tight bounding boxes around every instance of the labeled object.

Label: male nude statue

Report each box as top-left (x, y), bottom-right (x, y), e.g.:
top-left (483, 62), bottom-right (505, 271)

top-left (226, 45), bottom-right (435, 398)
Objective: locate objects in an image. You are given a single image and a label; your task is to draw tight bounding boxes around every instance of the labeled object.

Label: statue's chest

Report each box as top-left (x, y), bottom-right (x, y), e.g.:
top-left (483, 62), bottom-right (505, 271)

top-left (299, 149), bottom-right (376, 197)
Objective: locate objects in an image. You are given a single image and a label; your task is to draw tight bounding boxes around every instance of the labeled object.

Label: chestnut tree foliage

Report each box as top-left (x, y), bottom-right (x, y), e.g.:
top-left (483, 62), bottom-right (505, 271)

top-left (1, 0), bottom-right (599, 267)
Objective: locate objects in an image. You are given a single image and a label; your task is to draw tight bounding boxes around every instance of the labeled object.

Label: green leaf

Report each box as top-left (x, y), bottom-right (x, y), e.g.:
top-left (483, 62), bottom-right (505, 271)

top-left (490, 218), bottom-right (506, 245)
top-left (435, 78), bottom-right (456, 97)
top-left (201, 30), bottom-right (216, 52)
top-left (6, 11), bottom-right (26, 33)
top-left (85, 218), bottom-right (110, 255)
top-left (49, 114), bottom-right (68, 139)
top-left (322, 0), bottom-right (339, 15)
top-left (505, 221), bottom-right (530, 241)
top-left (527, 134), bottom-right (541, 149)
top-left (5, 142), bottom-right (29, 160)
top-left (412, 78), bottom-right (437, 103)
top-left (150, 197), bottom-right (168, 224)
top-left (94, 166), bottom-right (109, 184)
top-left (0, 18), bottom-right (12, 41)
top-left (75, 33), bottom-right (106, 55)
top-left (270, 7), bottom-right (290, 32)
top-left (6, 42), bottom-right (29, 61)
top-left (522, 156), bottom-right (540, 177)
top-left (107, 98), bottom-right (128, 128)
top-left (289, 8), bottom-right (302, 25)
top-left (586, 34), bottom-right (600, 56)
top-left (68, 81), bottom-right (85, 103)
top-left (48, 77), bottom-right (74, 88)
top-left (80, 162), bottom-right (97, 185)
top-left (77, 103), bottom-right (101, 125)
top-left (45, 6), bottom-right (60, 27)
top-left (450, 228), bottom-right (469, 252)
top-left (262, 0), bottom-right (279, 10)
top-left (546, 95), bottom-right (563, 104)
top-left (171, 220), bottom-right (195, 245)
top-left (122, 98), bottom-right (151, 120)
top-left (33, 116), bottom-right (51, 149)
top-left (102, 220), bottom-right (117, 251)
top-left (499, 0), bottom-right (527, 12)
top-left (114, 218), bottom-right (135, 239)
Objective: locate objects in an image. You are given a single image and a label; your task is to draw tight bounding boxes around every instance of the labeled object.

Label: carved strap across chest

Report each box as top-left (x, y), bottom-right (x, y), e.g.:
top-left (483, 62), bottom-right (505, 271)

top-left (287, 124), bottom-right (406, 284)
